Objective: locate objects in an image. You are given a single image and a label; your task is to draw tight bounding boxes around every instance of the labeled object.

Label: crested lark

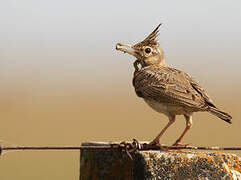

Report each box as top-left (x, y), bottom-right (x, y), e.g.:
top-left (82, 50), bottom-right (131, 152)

top-left (116, 24), bottom-right (232, 146)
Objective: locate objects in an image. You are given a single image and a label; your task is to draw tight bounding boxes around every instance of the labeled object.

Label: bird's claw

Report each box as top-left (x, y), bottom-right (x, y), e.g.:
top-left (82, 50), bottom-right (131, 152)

top-left (149, 139), bottom-right (160, 146)
top-left (172, 142), bottom-right (190, 147)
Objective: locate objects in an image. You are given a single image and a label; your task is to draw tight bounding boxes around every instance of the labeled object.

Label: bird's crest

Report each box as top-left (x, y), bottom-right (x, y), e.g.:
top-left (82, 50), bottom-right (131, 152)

top-left (133, 23), bottom-right (162, 48)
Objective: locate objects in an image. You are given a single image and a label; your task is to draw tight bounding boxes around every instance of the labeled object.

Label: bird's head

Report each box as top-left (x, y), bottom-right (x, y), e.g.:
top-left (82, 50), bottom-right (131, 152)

top-left (116, 24), bottom-right (166, 68)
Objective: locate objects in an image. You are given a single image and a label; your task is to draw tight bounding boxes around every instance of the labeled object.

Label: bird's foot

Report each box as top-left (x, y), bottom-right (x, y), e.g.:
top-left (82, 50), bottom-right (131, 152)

top-left (146, 140), bottom-right (169, 151)
top-left (172, 141), bottom-right (190, 147)
top-left (149, 139), bottom-right (161, 146)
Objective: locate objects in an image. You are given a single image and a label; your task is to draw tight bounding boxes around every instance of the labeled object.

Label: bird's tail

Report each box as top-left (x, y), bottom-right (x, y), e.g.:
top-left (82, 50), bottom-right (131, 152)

top-left (208, 106), bottom-right (232, 124)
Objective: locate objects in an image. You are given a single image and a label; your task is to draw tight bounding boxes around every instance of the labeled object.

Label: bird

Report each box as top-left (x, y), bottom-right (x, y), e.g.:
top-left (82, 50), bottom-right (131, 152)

top-left (116, 24), bottom-right (232, 146)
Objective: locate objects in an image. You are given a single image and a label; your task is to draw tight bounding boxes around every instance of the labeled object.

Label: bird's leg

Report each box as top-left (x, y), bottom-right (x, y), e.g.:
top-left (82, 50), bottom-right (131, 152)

top-left (149, 115), bottom-right (176, 146)
top-left (172, 114), bottom-right (193, 146)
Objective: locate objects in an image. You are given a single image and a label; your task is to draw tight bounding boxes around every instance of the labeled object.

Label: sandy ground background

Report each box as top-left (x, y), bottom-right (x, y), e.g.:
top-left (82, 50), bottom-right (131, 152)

top-left (0, 1), bottom-right (240, 179)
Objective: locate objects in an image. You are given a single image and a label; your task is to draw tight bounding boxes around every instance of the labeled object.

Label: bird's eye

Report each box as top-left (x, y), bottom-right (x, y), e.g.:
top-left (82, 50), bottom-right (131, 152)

top-left (145, 47), bottom-right (151, 54)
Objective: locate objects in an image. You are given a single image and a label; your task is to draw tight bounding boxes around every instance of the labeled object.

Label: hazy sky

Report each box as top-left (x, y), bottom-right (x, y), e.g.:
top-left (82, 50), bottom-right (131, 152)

top-left (0, 1), bottom-right (240, 179)
top-left (0, 0), bottom-right (240, 88)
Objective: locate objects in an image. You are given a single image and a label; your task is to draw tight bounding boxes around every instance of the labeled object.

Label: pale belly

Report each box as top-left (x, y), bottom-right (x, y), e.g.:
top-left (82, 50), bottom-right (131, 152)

top-left (144, 99), bottom-right (189, 116)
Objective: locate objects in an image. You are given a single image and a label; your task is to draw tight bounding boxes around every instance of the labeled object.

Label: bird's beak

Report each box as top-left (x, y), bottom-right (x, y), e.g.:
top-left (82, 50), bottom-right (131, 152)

top-left (116, 43), bottom-right (141, 59)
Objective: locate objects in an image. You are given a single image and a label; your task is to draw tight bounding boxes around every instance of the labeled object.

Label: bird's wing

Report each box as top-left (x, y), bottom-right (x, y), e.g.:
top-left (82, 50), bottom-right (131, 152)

top-left (133, 66), bottom-right (208, 109)
top-left (183, 71), bottom-right (232, 123)
top-left (187, 76), bottom-right (216, 108)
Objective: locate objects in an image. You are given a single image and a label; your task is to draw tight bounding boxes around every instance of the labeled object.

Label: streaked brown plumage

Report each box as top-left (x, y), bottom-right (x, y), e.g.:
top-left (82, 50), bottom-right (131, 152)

top-left (116, 24), bottom-right (232, 146)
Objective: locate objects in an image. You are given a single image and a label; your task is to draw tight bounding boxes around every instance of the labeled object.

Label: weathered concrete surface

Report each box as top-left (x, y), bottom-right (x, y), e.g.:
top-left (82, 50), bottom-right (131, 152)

top-left (80, 142), bottom-right (241, 180)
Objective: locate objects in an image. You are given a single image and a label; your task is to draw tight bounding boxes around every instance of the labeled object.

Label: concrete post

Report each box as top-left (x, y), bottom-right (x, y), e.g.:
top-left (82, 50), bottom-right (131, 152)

top-left (80, 142), bottom-right (241, 180)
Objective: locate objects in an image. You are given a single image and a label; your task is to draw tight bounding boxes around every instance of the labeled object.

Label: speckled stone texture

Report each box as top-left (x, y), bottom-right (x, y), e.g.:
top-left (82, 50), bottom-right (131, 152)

top-left (79, 142), bottom-right (241, 180)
